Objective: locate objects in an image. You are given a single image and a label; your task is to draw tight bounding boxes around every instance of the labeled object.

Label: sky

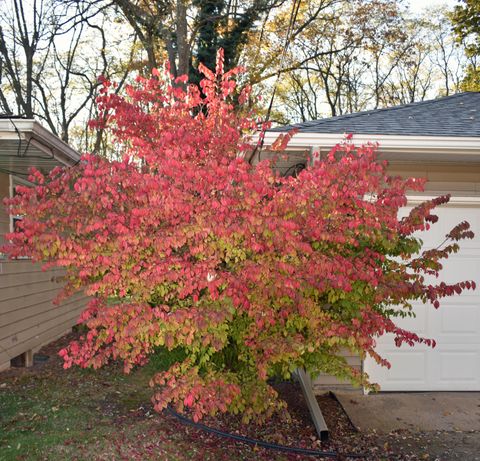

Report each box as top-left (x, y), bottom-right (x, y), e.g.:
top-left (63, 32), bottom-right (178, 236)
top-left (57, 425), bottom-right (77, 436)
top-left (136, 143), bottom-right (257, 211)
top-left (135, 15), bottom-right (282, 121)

top-left (408, 0), bottom-right (459, 14)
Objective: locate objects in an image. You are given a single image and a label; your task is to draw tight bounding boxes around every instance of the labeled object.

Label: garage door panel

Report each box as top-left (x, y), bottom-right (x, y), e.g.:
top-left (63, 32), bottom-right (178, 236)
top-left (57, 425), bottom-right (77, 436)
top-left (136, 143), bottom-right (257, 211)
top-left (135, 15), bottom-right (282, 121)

top-left (414, 210), bottom-right (480, 251)
top-left (367, 349), bottom-right (428, 389)
top-left (367, 346), bottom-right (480, 391)
top-left (438, 350), bottom-right (478, 383)
top-left (430, 346), bottom-right (480, 389)
top-left (419, 256), bottom-right (479, 286)
top-left (376, 302), bottom-right (479, 345)
top-left (440, 304), bottom-right (480, 337)
top-left (365, 203), bottom-right (480, 391)
top-left (440, 292), bottom-right (479, 303)
top-left (439, 257), bottom-right (479, 284)
top-left (392, 306), bottom-right (428, 336)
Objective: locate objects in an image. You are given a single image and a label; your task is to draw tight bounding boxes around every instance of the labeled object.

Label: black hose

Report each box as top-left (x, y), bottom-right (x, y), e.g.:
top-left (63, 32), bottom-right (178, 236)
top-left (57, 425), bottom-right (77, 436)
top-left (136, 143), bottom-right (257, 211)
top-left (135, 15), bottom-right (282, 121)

top-left (166, 405), bottom-right (368, 459)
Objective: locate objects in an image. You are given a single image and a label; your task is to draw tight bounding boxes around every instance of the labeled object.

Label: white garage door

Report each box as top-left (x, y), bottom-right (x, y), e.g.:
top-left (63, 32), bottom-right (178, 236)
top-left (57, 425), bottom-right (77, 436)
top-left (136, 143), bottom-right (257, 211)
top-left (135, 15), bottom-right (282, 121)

top-left (364, 200), bottom-right (480, 391)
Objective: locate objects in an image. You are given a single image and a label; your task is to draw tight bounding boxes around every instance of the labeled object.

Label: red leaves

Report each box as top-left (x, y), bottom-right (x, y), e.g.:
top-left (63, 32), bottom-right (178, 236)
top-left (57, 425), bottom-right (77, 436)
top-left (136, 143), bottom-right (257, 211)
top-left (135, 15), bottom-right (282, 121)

top-left (184, 394), bottom-right (195, 407)
top-left (447, 221), bottom-right (475, 241)
top-left (393, 327), bottom-right (437, 349)
top-left (3, 48), bottom-right (476, 423)
top-left (270, 128), bottom-right (299, 152)
top-left (198, 62), bottom-right (215, 81)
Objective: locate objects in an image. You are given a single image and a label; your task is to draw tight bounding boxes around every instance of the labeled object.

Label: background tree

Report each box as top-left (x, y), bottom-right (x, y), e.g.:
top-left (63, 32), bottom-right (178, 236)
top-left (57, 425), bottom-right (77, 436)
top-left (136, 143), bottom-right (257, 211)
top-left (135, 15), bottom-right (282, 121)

top-left (0, 0), bottom-right (135, 151)
top-left (271, 2), bottom-right (472, 125)
top-left (271, 0), bottom-right (412, 121)
top-left (77, 0), bottom-right (293, 83)
top-left (429, 9), bottom-right (466, 96)
top-left (451, 0), bottom-right (480, 90)
top-left (0, 0), bottom-right (474, 148)
top-left (380, 17), bottom-right (435, 105)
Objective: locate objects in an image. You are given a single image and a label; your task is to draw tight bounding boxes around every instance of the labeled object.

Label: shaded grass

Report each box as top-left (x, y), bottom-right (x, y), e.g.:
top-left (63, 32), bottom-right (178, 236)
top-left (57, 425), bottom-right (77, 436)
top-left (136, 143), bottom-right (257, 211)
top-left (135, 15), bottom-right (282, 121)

top-left (1, 368), bottom-right (128, 460)
top-left (0, 346), bottom-right (170, 460)
top-left (0, 340), bottom-right (293, 461)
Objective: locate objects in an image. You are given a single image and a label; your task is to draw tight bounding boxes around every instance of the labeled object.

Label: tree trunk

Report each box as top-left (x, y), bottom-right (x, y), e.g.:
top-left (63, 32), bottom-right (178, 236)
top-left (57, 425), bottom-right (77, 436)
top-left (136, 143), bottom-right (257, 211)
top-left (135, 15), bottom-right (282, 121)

top-left (176, 0), bottom-right (189, 77)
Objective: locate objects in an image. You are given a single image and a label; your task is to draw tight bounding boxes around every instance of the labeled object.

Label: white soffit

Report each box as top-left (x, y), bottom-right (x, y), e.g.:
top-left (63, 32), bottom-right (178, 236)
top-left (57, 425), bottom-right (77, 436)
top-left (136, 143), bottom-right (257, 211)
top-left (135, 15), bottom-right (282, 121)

top-left (261, 132), bottom-right (480, 163)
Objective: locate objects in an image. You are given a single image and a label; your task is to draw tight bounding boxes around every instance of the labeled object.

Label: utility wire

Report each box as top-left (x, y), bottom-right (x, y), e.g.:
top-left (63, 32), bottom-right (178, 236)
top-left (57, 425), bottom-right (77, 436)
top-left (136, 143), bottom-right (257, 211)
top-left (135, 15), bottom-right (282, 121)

top-left (264, 0), bottom-right (301, 123)
top-left (249, 0), bottom-right (302, 164)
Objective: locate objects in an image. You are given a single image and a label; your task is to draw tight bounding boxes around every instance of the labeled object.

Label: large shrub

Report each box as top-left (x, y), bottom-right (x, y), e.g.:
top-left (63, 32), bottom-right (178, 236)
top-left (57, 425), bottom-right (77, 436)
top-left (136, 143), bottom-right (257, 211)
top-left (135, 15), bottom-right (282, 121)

top-left (4, 51), bottom-right (475, 422)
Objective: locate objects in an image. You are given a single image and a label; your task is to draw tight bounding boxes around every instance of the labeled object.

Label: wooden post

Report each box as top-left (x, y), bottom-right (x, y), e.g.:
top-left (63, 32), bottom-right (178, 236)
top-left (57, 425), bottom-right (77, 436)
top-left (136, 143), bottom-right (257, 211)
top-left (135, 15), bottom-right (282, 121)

top-left (295, 368), bottom-right (329, 441)
top-left (10, 349), bottom-right (34, 368)
top-left (24, 349), bottom-right (33, 367)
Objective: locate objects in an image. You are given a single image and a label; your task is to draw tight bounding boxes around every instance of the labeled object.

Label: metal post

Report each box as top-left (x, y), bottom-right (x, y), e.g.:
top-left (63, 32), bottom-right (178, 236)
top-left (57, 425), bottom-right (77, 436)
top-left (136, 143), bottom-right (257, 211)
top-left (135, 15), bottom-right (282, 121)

top-left (295, 368), bottom-right (329, 441)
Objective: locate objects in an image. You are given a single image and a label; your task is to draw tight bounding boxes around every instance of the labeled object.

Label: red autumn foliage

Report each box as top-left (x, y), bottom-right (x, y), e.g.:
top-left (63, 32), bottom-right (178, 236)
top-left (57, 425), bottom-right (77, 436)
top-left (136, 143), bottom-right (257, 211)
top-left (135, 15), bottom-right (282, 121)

top-left (3, 50), bottom-right (475, 422)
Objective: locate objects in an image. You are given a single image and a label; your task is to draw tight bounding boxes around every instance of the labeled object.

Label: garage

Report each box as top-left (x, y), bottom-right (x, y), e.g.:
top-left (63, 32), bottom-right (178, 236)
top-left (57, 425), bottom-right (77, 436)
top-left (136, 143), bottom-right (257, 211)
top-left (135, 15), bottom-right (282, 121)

top-left (364, 200), bottom-right (480, 391)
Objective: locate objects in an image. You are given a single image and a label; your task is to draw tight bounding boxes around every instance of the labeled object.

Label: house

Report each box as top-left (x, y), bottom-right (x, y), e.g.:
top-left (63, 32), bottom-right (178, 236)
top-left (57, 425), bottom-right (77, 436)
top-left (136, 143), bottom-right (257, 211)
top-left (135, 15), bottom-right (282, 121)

top-left (0, 117), bottom-right (88, 371)
top-left (263, 92), bottom-right (480, 393)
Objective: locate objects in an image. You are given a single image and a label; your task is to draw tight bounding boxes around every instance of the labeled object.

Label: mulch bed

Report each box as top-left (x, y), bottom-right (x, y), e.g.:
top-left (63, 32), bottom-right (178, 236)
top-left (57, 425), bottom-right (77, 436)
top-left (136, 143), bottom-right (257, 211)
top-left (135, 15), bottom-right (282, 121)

top-left (175, 380), bottom-right (405, 461)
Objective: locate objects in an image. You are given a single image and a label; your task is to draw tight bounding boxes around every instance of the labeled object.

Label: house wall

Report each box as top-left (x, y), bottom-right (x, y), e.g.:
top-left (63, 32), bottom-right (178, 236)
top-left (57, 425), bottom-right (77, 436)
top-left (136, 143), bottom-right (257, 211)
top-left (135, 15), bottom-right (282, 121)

top-left (313, 349), bottom-right (363, 394)
top-left (257, 151), bottom-right (480, 194)
top-left (253, 150), bottom-right (310, 176)
top-left (0, 172), bottom-right (87, 371)
top-left (252, 155), bottom-right (480, 392)
top-left (388, 162), bottom-right (480, 196)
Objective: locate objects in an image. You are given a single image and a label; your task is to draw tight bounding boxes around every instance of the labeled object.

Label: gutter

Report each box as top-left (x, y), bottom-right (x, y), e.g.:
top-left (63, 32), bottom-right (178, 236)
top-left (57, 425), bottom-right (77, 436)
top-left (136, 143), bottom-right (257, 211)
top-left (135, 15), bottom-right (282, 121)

top-left (407, 195), bottom-right (480, 206)
top-left (0, 119), bottom-right (81, 166)
top-left (261, 131), bottom-right (480, 160)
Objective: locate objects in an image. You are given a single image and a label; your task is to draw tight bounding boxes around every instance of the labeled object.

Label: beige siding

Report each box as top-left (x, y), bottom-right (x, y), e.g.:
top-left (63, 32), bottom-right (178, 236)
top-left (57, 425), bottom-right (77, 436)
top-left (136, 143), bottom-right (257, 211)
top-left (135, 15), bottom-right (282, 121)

top-left (388, 162), bottom-right (480, 196)
top-left (256, 150), bottom-right (364, 391)
top-left (257, 153), bottom-right (480, 192)
top-left (254, 155), bottom-right (480, 391)
top-left (0, 172), bottom-right (10, 247)
top-left (0, 259), bottom-right (88, 371)
top-left (254, 150), bottom-right (310, 176)
top-left (259, 156), bottom-right (480, 391)
top-left (0, 172), bottom-right (88, 371)
top-left (312, 350), bottom-right (363, 394)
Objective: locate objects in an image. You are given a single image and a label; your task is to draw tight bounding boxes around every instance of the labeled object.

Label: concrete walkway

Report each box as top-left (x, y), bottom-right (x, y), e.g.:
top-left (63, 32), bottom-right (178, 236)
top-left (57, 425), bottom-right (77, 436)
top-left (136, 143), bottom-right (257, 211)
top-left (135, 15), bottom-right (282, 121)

top-left (334, 392), bottom-right (480, 432)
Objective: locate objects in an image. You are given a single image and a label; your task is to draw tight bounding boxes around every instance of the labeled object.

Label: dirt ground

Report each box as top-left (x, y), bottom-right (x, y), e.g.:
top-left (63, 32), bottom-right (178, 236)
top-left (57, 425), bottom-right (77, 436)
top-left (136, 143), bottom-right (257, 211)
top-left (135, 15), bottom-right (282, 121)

top-left (1, 332), bottom-right (479, 461)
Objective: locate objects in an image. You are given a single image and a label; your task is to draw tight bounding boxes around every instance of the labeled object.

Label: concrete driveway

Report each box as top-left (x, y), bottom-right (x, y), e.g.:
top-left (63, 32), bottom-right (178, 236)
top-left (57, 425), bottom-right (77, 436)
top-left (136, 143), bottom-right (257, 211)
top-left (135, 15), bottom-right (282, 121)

top-left (334, 392), bottom-right (480, 432)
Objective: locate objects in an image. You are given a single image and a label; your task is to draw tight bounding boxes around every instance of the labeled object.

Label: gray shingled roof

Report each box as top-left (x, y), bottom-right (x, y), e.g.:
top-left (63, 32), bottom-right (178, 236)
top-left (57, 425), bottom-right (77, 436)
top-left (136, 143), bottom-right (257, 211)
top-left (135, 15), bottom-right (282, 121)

top-left (271, 92), bottom-right (480, 137)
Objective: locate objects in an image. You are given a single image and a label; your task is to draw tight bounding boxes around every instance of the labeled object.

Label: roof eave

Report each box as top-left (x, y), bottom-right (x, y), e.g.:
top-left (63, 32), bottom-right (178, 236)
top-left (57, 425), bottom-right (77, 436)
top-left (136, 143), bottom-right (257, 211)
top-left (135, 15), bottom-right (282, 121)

top-left (0, 118), bottom-right (81, 166)
top-left (261, 132), bottom-right (480, 160)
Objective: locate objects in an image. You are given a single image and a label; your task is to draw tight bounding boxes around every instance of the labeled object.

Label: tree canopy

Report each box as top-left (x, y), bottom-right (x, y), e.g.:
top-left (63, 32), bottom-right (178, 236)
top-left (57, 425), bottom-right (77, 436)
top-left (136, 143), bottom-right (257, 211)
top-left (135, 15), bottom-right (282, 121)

top-left (451, 0), bottom-right (480, 90)
top-left (0, 0), bottom-right (475, 152)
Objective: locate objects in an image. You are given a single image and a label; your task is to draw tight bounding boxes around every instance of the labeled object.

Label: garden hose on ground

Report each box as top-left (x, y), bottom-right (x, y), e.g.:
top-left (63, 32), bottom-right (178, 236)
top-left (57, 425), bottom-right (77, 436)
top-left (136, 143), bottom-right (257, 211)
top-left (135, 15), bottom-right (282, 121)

top-left (166, 405), bottom-right (368, 459)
